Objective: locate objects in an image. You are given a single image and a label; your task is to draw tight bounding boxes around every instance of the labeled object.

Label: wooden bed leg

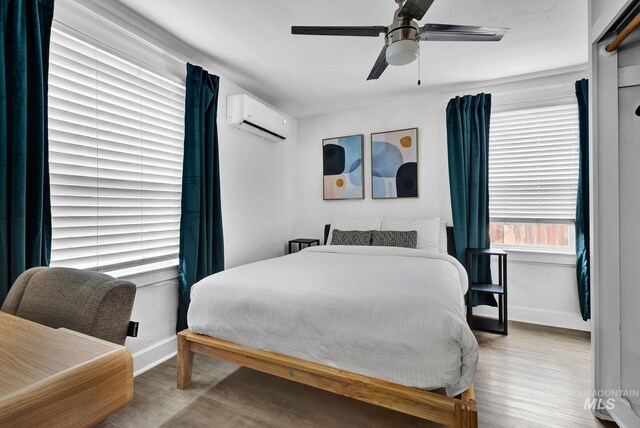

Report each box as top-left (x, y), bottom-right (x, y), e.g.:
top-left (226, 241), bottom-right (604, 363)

top-left (177, 330), bottom-right (194, 390)
top-left (456, 384), bottom-right (478, 428)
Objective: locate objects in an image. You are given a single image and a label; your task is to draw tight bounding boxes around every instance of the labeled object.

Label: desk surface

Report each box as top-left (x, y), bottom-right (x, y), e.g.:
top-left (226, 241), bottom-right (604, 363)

top-left (0, 312), bottom-right (133, 427)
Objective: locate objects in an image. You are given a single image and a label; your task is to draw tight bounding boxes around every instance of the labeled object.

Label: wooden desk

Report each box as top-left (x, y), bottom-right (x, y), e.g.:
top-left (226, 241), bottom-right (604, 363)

top-left (0, 312), bottom-right (133, 427)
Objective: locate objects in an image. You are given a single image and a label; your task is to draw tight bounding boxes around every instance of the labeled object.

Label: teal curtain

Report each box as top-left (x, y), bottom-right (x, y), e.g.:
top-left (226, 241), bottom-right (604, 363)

top-left (575, 78), bottom-right (590, 320)
top-left (0, 0), bottom-right (54, 302)
top-left (446, 93), bottom-right (495, 307)
top-left (177, 63), bottom-right (224, 332)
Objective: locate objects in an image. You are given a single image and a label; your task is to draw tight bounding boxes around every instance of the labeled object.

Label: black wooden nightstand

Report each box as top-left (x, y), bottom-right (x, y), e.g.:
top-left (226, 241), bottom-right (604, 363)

top-left (466, 248), bottom-right (508, 335)
top-left (288, 238), bottom-right (320, 254)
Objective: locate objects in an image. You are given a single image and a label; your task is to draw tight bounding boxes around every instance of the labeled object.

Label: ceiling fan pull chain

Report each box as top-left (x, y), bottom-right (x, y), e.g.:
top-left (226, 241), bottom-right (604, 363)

top-left (417, 47), bottom-right (421, 86)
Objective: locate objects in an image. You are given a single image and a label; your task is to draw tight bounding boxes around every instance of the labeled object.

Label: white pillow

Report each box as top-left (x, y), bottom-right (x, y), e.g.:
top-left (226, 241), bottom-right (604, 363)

top-left (328, 217), bottom-right (382, 244)
top-left (440, 219), bottom-right (448, 254)
top-left (381, 217), bottom-right (441, 252)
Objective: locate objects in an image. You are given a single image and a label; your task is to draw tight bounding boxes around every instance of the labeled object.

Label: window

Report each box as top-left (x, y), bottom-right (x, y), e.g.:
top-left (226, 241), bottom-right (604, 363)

top-left (48, 28), bottom-right (185, 272)
top-left (488, 101), bottom-right (579, 251)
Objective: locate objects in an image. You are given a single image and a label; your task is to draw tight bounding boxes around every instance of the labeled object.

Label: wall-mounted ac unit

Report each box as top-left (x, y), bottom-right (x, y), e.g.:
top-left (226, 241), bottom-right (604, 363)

top-left (227, 94), bottom-right (289, 142)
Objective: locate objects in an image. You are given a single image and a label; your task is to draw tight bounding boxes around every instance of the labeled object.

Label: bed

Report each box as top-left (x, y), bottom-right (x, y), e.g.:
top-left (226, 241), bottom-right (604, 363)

top-left (177, 224), bottom-right (479, 428)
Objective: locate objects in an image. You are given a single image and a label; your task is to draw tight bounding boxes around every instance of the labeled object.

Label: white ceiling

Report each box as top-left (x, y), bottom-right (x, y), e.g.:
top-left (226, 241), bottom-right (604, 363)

top-left (114, 0), bottom-right (588, 118)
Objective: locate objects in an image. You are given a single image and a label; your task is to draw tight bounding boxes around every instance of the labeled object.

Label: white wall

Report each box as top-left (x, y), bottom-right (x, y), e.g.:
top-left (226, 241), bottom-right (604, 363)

top-left (54, 0), bottom-right (298, 373)
top-left (297, 93), bottom-right (451, 238)
top-left (297, 68), bottom-right (590, 331)
top-left (219, 85), bottom-right (298, 270)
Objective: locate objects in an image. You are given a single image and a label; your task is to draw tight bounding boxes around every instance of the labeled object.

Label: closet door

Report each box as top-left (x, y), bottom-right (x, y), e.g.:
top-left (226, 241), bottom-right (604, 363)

top-left (618, 43), bottom-right (640, 414)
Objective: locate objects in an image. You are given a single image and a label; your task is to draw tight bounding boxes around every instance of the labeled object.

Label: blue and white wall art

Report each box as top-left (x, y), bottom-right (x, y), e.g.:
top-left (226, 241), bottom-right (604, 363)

top-left (371, 128), bottom-right (418, 198)
top-left (323, 134), bottom-right (364, 200)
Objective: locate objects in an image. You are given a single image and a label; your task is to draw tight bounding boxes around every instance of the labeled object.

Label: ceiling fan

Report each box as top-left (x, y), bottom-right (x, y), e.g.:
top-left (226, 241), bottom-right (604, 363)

top-left (291, 0), bottom-right (508, 81)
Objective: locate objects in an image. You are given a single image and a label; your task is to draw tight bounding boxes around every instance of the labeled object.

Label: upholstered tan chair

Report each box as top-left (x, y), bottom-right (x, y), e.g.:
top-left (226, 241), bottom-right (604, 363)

top-left (1, 267), bottom-right (136, 346)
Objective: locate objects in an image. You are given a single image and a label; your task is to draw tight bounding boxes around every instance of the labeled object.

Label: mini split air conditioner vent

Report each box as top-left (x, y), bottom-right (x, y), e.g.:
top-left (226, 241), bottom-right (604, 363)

top-left (241, 120), bottom-right (286, 141)
top-left (227, 94), bottom-right (290, 142)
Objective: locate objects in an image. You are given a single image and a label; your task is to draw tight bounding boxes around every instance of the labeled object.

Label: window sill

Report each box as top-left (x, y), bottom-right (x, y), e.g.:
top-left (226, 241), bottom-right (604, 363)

top-left (493, 247), bottom-right (576, 267)
top-left (105, 259), bottom-right (179, 288)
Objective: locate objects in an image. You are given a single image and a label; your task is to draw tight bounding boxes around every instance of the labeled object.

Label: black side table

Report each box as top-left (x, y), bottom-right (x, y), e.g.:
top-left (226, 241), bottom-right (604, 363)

top-left (466, 248), bottom-right (508, 335)
top-left (288, 238), bottom-right (320, 254)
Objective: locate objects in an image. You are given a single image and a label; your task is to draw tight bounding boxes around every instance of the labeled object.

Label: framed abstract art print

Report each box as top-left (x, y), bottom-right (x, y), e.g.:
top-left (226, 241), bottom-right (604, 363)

top-left (322, 134), bottom-right (364, 200)
top-left (371, 128), bottom-right (418, 199)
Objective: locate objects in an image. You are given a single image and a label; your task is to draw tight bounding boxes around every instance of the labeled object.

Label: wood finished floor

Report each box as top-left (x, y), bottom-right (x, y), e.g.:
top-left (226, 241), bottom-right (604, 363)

top-left (106, 322), bottom-right (616, 427)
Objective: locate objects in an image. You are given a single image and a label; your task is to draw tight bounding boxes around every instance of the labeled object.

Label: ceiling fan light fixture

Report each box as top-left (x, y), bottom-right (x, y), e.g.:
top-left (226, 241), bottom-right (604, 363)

top-left (385, 39), bottom-right (418, 66)
top-left (291, 0), bottom-right (509, 80)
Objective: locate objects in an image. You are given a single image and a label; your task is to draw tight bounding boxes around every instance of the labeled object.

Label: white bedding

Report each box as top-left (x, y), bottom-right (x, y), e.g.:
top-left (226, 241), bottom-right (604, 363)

top-left (187, 245), bottom-right (478, 396)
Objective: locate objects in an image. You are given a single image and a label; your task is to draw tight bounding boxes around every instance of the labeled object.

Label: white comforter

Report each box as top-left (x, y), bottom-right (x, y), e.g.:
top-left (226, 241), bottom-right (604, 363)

top-left (188, 246), bottom-right (478, 396)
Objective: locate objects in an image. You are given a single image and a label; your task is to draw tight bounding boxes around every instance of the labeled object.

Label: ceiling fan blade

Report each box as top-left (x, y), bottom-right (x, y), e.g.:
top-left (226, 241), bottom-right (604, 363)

top-left (420, 24), bottom-right (508, 41)
top-left (291, 26), bottom-right (387, 37)
top-left (367, 46), bottom-right (389, 80)
top-left (398, 0), bottom-right (436, 21)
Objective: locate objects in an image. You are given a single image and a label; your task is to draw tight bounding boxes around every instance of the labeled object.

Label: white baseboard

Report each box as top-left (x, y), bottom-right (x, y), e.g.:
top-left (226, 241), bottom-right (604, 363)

top-left (132, 335), bottom-right (177, 377)
top-left (473, 305), bottom-right (592, 332)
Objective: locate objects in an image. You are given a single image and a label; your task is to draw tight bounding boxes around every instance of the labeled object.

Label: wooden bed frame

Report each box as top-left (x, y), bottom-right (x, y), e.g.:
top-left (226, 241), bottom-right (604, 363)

top-left (177, 330), bottom-right (477, 427)
top-left (177, 224), bottom-right (477, 427)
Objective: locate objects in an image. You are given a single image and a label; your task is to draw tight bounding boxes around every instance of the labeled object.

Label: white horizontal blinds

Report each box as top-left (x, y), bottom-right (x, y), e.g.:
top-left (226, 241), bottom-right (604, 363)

top-left (48, 28), bottom-right (185, 271)
top-left (489, 102), bottom-right (579, 223)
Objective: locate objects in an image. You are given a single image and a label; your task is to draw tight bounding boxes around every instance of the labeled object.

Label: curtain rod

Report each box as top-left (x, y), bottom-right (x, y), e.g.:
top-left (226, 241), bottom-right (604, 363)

top-left (606, 11), bottom-right (640, 52)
